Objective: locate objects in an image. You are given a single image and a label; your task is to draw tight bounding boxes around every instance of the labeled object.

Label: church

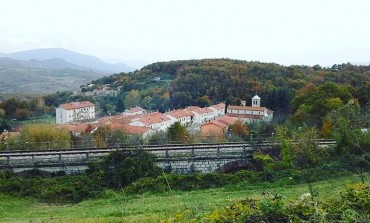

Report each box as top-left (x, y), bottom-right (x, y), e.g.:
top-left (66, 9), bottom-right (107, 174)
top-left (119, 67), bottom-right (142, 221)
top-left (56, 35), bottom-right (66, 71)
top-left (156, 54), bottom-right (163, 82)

top-left (225, 95), bottom-right (273, 122)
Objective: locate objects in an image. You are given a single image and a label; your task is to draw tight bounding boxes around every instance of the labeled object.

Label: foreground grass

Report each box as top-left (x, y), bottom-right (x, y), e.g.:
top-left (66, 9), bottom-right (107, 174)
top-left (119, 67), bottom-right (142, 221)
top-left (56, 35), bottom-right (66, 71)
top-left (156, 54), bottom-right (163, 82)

top-left (0, 174), bottom-right (368, 223)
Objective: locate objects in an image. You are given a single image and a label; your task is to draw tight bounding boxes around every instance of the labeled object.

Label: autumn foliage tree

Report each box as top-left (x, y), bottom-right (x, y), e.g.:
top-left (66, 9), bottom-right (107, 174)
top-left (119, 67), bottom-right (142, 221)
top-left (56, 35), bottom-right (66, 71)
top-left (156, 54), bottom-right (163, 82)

top-left (230, 120), bottom-right (248, 137)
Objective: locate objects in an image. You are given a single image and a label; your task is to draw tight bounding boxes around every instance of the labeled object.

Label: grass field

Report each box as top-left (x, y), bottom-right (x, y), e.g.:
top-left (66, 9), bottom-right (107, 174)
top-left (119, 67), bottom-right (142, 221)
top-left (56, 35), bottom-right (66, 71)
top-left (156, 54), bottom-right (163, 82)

top-left (8, 115), bottom-right (55, 128)
top-left (0, 174), bottom-right (368, 223)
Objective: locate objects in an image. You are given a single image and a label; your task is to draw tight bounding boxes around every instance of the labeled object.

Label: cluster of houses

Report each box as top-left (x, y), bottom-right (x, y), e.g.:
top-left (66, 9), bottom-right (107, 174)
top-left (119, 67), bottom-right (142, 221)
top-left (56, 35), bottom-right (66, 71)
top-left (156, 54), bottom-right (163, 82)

top-left (55, 95), bottom-right (273, 140)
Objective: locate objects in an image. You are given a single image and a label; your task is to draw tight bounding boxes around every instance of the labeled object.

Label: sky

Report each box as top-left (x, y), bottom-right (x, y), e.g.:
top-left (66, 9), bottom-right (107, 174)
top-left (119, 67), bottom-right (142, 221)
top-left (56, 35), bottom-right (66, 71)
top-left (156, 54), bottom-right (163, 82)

top-left (1, 0), bottom-right (370, 68)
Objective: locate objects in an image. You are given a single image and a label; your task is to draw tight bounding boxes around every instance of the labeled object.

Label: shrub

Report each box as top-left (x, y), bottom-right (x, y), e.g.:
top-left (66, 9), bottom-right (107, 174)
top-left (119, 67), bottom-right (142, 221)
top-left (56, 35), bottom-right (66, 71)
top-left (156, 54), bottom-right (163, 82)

top-left (167, 183), bottom-right (370, 222)
top-left (87, 149), bottom-right (162, 189)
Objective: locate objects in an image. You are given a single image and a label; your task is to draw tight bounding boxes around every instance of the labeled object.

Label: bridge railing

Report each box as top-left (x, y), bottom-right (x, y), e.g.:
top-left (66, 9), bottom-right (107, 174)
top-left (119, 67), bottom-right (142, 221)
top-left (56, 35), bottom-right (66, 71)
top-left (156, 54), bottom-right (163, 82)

top-left (0, 139), bottom-right (337, 170)
top-left (0, 133), bottom-right (277, 152)
top-left (0, 143), bottom-right (260, 169)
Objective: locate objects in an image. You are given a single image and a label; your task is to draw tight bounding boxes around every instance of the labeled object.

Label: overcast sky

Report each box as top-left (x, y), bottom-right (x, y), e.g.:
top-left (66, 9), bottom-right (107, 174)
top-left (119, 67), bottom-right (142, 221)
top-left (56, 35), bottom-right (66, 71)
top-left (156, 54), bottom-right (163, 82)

top-left (1, 0), bottom-right (370, 67)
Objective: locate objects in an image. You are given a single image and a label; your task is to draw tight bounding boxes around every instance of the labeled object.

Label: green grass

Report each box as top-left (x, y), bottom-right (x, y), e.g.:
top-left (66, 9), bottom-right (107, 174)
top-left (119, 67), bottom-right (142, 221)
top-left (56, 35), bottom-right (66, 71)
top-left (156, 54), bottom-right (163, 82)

top-left (8, 115), bottom-right (55, 127)
top-left (0, 174), bottom-right (368, 223)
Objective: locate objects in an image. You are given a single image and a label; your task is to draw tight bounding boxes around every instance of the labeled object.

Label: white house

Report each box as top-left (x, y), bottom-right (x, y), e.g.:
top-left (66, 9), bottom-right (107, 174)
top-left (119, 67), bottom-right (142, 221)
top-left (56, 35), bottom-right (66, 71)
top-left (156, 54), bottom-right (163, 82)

top-left (165, 109), bottom-right (194, 126)
top-left (185, 106), bottom-right (215, 125)
top-left (56, 101), bottom-right (95, 124)
top-left (129, 112), bottom-right (172, 132)
top-left (226, 95), bottom-right (273, 122)
top-left (209, 103), bottom-right (226, 118)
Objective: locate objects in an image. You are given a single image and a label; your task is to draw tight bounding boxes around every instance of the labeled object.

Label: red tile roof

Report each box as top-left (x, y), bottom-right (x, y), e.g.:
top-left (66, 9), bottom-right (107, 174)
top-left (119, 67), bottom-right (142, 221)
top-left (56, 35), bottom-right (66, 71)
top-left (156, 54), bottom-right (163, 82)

top-left (211, 103), bottom-right (226, 109)
top-left (165, 109), bottom-right (193, 119)
top-left (60, 101), bottom-right (95, 110)
top-left (123, 125), bottom-right (150, 135)
top-left (185, 106), bottom-right (202, 111)
top-left (217, 116), bottom-right (237, 126)
top-left (185, 106), bottom-right (213, 115)
top-left (202, 120), bottom-right (228, 128)
top-left (56, 123), bottom-right (93, 133)
top-left (136, 113), bottom-right (170, 125)
top-left (97, 122), bottom-right (150, 135)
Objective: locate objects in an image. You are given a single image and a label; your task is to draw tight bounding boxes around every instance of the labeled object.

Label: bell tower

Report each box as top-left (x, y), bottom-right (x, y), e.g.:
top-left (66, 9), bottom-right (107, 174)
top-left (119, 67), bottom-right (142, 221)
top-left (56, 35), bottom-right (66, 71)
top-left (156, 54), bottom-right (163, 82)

top-left (252, 95), bottom-right (261, 107)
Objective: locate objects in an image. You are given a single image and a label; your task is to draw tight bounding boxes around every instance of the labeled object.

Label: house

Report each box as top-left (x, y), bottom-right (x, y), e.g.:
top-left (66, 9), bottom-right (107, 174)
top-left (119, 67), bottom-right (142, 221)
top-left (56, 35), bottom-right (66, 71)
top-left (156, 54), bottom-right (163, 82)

top-left (102, 122), bottom-right (154, 139)
top-left (216, 115), bottom-right (238, 126)
top-left (209, 103), bottom-right (226, 118)
top-left (185, 106), bottom-right (214, 125)
top-left (200, 116), bottom-right (237, 138)
top-left (122, 125), bottom-right (154, 139)
top-left (56, 101), bottom-right (95, 124)
top-left (165, 109), bottom-right (194, 126)
top-left (226, 95), bottom-right (273, 122)
top-left (56, 123), bottom-right (93, 136)
top-left (129, 112), bottom-right (172, 132)
top-left (122, 107), bottom-right (147, 116)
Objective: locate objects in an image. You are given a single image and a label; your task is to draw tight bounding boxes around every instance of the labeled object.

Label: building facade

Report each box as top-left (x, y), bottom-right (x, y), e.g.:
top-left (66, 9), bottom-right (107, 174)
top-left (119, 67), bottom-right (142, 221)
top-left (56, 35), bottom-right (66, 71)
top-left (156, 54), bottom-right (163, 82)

top-left (56, 101), bottom-right (95, 124)
top-left (226, 95), bottom-right (273, 122)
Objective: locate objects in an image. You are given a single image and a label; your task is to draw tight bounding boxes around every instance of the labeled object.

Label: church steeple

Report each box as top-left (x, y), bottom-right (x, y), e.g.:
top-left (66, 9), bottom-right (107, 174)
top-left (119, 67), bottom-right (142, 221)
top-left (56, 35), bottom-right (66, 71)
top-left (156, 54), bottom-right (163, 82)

top-left (252, 95), bottom-right (261, 107)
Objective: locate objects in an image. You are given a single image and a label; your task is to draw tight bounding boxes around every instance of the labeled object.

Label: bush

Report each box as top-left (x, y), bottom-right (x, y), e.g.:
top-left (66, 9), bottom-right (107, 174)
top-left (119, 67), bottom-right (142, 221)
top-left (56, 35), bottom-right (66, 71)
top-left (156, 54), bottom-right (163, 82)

top-left (87, 149), bottom-right (162, 189)
top-left (165, 183), bottom-right (370, 222)
top-left (0, 172), bottom-right (103, 203)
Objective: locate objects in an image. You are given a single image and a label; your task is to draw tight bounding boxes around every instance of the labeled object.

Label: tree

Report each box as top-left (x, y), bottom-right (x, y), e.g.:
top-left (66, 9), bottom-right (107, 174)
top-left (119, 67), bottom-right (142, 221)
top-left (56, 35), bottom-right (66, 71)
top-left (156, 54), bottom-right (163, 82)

top-left (124, 90), bottom-right (141, 109)
top-left (87, 149), bottom-right (161, 189)
top-left (327, 102), bottom-right (369, 156)
top-left (13, 108), bottom-right (31, 120)
top-left (230, 120), bottom-right (248, 138)
top-left (0, 109), bottom-right (10, 133)
top-left (291, 126), bottom-right (328, 169)
top-left (105, 103), bottom-right (116, 115)
top-left (92, 126), bottom-right (110, 148)
top-left (140, 96), bottom-right (153, 110)
top-left (116, 96), bottom-right (125, 113)
top-left (20, 124), bottom-right (71, 150)
top-left (0, 109), bottom-right (5, 119)
top-left (275, 126), bottom-right (293, 169)
top-left (167, 122), bottom-right (189, 142)
top-left (291, 83), bottom-right (352, 126)
top-left (197, 95), bottom-right (212, 107)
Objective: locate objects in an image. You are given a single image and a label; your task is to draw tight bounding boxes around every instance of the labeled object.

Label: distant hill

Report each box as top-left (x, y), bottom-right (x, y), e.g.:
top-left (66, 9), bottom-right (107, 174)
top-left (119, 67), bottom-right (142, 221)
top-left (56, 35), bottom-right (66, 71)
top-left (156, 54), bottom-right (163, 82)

top-left (0, 57), bottom-right (109, 94)
top-left (2, 48), bottom-right (136, 73)
top-left (0, 48), bottom-right (137, 94)
top-left (0, 57), bottom-right (84, 70)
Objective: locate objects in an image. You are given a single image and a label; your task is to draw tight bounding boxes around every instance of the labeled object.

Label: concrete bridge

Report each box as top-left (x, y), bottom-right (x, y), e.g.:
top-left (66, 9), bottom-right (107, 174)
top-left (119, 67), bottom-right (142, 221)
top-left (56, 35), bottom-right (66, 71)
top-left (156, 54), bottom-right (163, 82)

top-left (0, 140), bottom-right (336, 174)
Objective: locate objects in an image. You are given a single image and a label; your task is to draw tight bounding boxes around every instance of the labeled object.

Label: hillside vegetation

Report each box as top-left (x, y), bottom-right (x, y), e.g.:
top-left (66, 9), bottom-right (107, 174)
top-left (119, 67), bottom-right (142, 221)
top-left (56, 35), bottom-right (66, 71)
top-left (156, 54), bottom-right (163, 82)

top-left (85, 59), bottom-right (370, 116)
top-left (1, 59), bottom-right (370, 130)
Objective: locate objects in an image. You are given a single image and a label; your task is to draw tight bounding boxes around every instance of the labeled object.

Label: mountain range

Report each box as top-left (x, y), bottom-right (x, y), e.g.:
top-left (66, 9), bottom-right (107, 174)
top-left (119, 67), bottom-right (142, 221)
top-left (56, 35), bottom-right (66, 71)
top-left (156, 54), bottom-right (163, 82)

top-left (1, 48), bottom-right (136, 73)
top-left (0, 48), bottom-right (136, 95)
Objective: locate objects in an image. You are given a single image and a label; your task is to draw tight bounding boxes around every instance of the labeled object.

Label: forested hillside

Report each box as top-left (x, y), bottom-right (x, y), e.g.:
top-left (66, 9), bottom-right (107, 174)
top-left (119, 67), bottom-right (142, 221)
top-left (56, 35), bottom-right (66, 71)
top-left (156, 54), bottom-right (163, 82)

top-left (85, 59), bottom-right (370, 118)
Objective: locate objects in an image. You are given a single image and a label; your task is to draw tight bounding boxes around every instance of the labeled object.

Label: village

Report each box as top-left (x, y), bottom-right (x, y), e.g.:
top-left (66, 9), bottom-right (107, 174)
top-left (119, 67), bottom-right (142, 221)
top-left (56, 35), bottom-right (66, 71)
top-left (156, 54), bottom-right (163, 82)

top-left (55, 95), bottom-right (274, 141)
